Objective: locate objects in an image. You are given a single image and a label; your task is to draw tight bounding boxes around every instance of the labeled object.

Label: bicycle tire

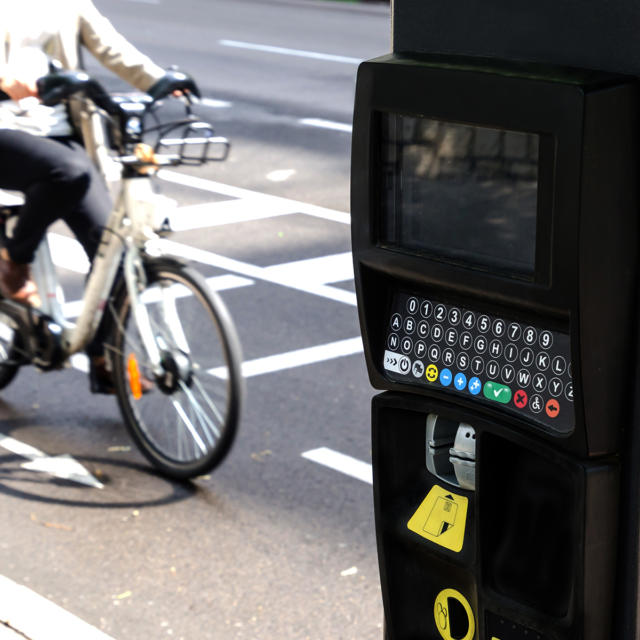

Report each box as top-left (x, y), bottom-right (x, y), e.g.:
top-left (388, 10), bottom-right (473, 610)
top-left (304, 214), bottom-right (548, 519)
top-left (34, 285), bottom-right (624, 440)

top-left (110, 259), bottom-right (243, 479)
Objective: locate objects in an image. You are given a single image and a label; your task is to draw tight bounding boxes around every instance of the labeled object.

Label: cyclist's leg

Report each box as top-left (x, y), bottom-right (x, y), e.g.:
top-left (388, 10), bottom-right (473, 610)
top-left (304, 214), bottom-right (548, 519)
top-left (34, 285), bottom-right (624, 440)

top-left (0, 130), bottom-right (106, 264)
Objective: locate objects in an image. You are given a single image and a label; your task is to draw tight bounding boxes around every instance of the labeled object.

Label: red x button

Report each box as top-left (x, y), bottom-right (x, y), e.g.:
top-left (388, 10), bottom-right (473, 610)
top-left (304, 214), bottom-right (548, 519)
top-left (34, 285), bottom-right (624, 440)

top-left (513, 390), bottom-right (528, 409)
top-left (545, 399), bottom-right (560, 418)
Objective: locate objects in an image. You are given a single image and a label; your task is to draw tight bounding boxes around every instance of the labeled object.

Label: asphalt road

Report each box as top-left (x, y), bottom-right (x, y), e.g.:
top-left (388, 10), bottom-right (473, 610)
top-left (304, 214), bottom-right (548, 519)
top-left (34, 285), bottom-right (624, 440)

top-left (0, 1), bottom-right (391, 639)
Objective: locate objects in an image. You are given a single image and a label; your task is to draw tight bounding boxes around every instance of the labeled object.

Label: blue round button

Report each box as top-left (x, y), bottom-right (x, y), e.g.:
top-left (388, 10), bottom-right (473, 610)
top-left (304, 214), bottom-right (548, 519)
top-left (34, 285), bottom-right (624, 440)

top-left (439, 368), bottom-right (452, 386)
top-left (468, 376), bottom-right (482, 395)
top-left (454, 372), bottom-right (467, 391)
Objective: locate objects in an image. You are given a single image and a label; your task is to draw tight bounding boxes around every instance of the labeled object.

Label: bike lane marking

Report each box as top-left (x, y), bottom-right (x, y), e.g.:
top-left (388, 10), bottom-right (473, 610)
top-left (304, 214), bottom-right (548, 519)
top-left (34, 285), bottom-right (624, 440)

top-left (218, 40), bottom-right (362, 65)
top-left (302, 447), bottom-right (372, 485)
top-left (0, 434), bottom-right (103, 488)
top-left (209, 336), bottom-right (363, 379)
top-left (0, 575), bottom-right (116, 640)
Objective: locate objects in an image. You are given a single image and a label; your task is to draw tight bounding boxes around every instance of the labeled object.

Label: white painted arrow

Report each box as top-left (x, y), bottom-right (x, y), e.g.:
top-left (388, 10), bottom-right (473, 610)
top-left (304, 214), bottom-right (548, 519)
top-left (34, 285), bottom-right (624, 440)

top-left (0, 434), bottom-right (103, 488)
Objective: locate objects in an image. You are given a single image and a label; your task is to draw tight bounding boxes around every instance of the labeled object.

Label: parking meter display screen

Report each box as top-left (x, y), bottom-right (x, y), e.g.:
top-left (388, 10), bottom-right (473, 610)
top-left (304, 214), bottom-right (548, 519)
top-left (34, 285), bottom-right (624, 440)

top-left (379, 114), bottom-right (539, 277)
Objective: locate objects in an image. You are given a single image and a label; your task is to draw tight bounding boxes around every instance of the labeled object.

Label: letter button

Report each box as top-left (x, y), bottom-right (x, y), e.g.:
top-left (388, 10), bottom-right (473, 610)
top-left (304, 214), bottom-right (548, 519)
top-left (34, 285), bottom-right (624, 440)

top-left (417, 320), bottom-right (430, 338)
top-left (504, 343), bottom-right (518, 363)
top-left (388, 333), bottom-right (400, 351)
top-left (404, 317), bottom-right (416, 334)
top-left (390, 313), bottom-right (403, 331)
top-left (401, 337), bottom-right (413, 354)
top-left (445, 328), bottom-right (458, 346)
top-left (428, 345), bottom-right (441, 362)
top-left (459, 332), bottom-right (473, 350)
top-left (552, 356), bottom-right (567, 375)
top-left (549, 377), bottom-right (563, 397)
top-left (536, 352), bottom-right (550, 371)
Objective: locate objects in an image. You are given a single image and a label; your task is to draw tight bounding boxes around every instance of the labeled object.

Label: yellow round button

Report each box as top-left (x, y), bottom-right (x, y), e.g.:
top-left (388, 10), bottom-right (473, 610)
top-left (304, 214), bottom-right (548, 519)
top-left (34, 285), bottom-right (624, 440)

top-left (433, 588), bottom-right (475, 640)
top-left (426, 364), bottom-right (439, 382)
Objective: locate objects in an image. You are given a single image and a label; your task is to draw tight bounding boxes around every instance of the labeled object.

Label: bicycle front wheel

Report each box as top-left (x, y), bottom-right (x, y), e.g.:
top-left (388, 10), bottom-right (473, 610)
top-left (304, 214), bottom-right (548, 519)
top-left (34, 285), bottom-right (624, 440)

top-left (111, 260), bottom-right (243, 479)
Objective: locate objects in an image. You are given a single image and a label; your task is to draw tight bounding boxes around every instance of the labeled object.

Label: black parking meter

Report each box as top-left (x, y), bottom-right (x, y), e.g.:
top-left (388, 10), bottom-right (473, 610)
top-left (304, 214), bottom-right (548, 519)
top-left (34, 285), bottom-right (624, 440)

top-left (351, 54), bottom-right (640, 639)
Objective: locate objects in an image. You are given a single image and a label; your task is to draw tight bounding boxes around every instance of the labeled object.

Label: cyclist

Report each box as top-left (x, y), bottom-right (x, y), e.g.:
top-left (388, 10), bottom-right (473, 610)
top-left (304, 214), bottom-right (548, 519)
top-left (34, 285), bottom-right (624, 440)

top-left (0, 0), bottom-right (172, 392)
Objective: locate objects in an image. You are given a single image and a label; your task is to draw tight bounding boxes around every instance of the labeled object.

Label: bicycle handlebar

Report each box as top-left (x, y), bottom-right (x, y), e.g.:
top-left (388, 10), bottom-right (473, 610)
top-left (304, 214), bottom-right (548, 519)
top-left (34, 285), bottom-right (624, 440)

top-left (36, 68), bottom-right (201, 111)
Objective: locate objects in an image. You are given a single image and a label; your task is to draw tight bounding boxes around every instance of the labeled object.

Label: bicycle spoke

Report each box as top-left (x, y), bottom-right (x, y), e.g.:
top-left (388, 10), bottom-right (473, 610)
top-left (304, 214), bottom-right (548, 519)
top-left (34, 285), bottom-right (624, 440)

top-left (179, 380), bottom-right (220, 446)
top-left (160, 287), bottom-right (190, 354)
top-left (192, 376), bottom-right (225, 425)
top-left (170, 397), bottom-right (208, 455)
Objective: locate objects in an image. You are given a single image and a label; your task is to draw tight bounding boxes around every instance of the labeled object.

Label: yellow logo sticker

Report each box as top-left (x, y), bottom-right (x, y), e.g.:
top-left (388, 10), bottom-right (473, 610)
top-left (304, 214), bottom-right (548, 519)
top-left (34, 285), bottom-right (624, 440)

top-left (433, 589), bottom-right (475, 640)
top-left (407, 485), bottom-right (468, 552)
top-left (426, 364), bottom-right (439, 382)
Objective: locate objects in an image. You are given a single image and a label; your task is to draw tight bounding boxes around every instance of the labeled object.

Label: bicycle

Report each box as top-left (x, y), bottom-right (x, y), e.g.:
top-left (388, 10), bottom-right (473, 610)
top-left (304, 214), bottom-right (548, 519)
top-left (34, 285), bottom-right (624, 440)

top-left (0, 68), bottom-right (244, 480)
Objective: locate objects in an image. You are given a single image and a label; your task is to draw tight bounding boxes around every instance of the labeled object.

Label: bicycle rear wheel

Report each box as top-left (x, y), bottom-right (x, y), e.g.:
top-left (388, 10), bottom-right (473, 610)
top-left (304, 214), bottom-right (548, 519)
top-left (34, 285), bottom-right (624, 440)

top-left (111, 260), bottom-right (243, 479)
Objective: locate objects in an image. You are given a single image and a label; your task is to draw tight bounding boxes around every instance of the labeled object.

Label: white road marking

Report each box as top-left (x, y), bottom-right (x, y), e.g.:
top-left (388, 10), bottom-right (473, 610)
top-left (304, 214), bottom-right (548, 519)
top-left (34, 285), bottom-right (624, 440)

top-left (0, 434), bottom-right (103, 488)
top-left (0, 575), bottom-right (116, 640)
top-left (219, 40), bottom-right (362, 65)
top-left (302, 447), bottom-right (372, 485)
top-left (158, 170), bottom-right (351, 225)
top-left (262, 252), bottom-right (353, 285)
top-left (300, 118), bottom-right (353, 133)
top-left (169, 197), bottom-right (300, 231)
top-left (160, 239), bottom-right (357, 306)
top-left (199, 97), bottom-right (232, 109)
top-left (60, 274), bottom-right (254, 320)
top-left (266, 169), bottom-right (296, 183)
top-left (209, 336), bottom-right (363, 379)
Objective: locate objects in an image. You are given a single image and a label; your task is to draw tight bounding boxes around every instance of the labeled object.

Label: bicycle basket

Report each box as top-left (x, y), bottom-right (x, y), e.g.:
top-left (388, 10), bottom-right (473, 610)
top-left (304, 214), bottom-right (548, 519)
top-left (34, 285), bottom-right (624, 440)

top-left (154, 120), bottom-right (230, 165)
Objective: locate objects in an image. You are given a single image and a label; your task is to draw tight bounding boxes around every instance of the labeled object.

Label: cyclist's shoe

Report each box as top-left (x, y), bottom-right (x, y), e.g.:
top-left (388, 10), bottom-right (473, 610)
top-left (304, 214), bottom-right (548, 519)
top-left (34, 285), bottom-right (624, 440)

top-left (0, 248), bottom-right (40, 307)
top-left (89, 356), bottom-right (154, 395)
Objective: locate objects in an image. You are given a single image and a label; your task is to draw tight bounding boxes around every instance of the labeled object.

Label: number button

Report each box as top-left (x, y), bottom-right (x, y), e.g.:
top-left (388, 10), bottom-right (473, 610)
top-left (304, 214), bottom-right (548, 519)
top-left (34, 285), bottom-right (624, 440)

top-left (539, 331), bottom-right (553, 349)
top-left (401, 337), bottom-right (413, 354)
top-left (417, 320), bottom-right (430, 339)
top-left (462, 311), bottom-right (475, 329)
top-left (428, 345), bottom-right (441, 362)
top-left (523, 326), bottom-right (537, 345)
top-left (420, 300), bottom-right (433, 318)
top-left (492, 318), bottom-right (506, 338)
top-left (404, 317), bottom-right (416, 334)
top-left (478, 315), bottom-right (491, 333)
top-left (431, 324), bottom-right (444, 342)
top-left (390, 314), bottom-right (403, 331)
top-left (434, 304), bottom-right (447, 322)
top-left (552, 356), bottom-right (566, 375)
top-left (448, 307), bottom-right (461, 326)
top-left (406, 297), bottom-right (419, 315)
top-left (442, 349), bottom-right (455, 367)
top-left (508, 322), bottom-right (521, 341)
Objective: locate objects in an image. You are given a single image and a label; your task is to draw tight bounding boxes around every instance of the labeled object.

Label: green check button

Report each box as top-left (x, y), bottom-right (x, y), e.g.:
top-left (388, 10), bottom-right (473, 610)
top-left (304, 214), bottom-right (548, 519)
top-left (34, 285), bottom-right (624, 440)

top-left (483, 381), bottom-right (512, 404)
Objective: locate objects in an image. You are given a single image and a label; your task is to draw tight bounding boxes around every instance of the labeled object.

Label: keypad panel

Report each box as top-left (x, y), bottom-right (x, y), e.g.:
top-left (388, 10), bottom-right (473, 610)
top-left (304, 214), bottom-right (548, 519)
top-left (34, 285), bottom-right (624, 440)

top-left (384, 293), bottom-right (574, 435)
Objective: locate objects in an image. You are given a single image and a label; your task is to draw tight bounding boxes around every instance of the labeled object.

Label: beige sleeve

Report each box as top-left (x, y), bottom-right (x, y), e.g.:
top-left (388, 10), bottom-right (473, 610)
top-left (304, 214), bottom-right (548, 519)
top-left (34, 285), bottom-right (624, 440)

top-left (77, 0), bottom-right (165, 92)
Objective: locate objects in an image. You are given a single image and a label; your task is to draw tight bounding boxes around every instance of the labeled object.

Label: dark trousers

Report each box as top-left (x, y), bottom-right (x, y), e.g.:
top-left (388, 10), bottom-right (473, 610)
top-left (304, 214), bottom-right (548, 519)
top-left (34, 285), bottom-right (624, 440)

top-left (0, 129), bottom-right (111, 264)
top-left (0, 129), bottom-right (113, 357)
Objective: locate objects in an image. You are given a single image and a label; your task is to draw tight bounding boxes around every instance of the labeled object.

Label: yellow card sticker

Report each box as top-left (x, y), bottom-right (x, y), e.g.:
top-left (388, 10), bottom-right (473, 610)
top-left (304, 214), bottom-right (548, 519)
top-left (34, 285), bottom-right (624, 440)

top-left (407, 485), bottom-right (468, 552)
top-left (426, 364), bottom-right (439, 382)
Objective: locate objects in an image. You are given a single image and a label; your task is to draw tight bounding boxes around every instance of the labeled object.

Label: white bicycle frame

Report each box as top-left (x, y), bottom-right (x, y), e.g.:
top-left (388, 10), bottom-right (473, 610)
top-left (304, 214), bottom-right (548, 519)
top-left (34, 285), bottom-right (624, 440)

top-left (24, 99), bottom-right (178, 375)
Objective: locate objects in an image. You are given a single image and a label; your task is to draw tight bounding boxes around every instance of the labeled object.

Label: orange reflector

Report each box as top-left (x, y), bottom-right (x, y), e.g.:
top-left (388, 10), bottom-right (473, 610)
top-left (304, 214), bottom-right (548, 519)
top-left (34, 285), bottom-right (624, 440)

top-left (127, 353), bottom-right (143, 400)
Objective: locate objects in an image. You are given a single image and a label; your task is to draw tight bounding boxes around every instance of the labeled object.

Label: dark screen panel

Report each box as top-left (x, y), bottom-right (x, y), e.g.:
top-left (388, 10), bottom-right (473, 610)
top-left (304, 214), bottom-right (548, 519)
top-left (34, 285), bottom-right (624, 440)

top-left (379, 113), bottom-right (539, 277)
